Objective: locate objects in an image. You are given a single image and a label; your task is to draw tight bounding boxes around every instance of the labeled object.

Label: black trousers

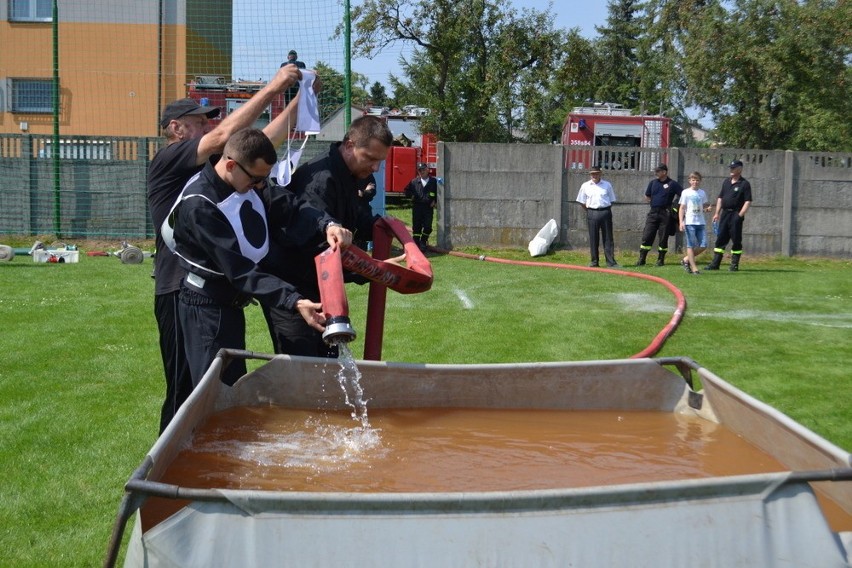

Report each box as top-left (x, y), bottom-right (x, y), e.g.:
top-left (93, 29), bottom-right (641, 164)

top-left (262, 304), bottom-right (338, 359)
top-left (714, 209), bottom-right (745, 254)
top-left (178, 287), bottom-right (247, 387)
top-left (586, 208), bottom-right (616, 265)
top-left (640, 208), bottom-right (672, 251)
top-left (154, 292), bottom-right (194, 434)
top-left (412, 203), bottom-right (434, 242)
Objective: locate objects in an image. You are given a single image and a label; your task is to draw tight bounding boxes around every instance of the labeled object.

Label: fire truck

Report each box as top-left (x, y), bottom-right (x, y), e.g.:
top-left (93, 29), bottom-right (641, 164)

top-left (186, 75), bottom-right (289, 129)
top-left (562, 103), bottom-right (670, 171)
top-left (376, 110), bottom-right (438, 200)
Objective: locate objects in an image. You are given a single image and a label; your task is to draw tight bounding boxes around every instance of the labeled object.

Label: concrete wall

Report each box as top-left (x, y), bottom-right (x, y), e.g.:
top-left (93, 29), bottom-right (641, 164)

top-left (436, 144), bottom-right (852, 258)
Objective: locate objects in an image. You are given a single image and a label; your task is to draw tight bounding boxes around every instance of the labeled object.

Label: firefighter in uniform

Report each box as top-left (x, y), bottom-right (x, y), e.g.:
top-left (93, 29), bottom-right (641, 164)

top-left (404, 163), bottom-right (438, 250)
top-left (636, 163), bottom-right (683, 266)
top-left (706, 159), bottom-right (753, 272)
top-left (169, 128), bottom-right (350, 386)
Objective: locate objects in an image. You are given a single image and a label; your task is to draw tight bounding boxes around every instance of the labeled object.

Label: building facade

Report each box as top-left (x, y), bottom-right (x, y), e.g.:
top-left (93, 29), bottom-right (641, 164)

top-left (0, 0), bottom-right (232, 137)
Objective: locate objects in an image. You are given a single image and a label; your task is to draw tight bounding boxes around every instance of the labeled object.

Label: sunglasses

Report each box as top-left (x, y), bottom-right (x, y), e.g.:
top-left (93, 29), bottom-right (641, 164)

top-left (228, 156), bottom-right (268, 186)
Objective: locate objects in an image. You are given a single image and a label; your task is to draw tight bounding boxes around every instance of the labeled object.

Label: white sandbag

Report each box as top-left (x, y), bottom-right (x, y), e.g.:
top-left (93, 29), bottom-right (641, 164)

top-left (528, 219), bottom-right (558, 257)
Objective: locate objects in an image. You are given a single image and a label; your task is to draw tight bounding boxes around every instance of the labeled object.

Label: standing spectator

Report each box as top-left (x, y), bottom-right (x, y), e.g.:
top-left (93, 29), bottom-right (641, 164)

top-left (576, 165), bottom-right (619, 268)
top-left (706, 160), bottom-right (753, 272)
top-left (147, 64), bottom-right (302, 434)
top-left (280, 50), bottom-right (306, 105)
top-left (354, 174), bottom-right (377, 249)
top-left (636, 163), bottom-right (683, 266)
top-left (678, 171), bottom-right (712, 275)
top-left (262, 115), bottom-right (394, 358)
top-left (171, 128), bottom-right (351, 386)
top-left (404, 163), bottom-right (438, 251)
top-left (281, 49), bottom-right (306, 69)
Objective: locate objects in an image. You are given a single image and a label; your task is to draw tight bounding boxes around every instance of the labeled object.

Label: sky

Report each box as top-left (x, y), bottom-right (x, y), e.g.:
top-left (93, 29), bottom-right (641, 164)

top-left (233, 1), bottom-right (611, 90)
top-left (349, 1), bottom-right (611, 90)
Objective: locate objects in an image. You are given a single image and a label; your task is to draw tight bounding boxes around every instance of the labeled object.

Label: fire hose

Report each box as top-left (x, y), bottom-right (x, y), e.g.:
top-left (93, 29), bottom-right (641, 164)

top-left (316, 216), bottom-right (682, 360)
top-left (440, 250), bottom-right (686, 360)
top-left (315, 216), bottom-right (433, 359)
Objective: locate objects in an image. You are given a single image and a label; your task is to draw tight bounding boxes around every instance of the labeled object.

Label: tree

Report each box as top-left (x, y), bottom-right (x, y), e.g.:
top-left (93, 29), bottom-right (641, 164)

top-left (349, 0), bottom-right (850, 150)
top-left (368, 81), bottom-right (389, 107)
top-left (351, 0), bottom-right (565, 142)
top-left (593, 0), bottom-right (642, 108)
top-left (681, 0), bottom-right (851, 150)
top-left (639, 0), bottom-right (718, 147)
top-left (312, 61), bottom-right (370, 122)
top-left (522, 29), bottom-right (599, 143)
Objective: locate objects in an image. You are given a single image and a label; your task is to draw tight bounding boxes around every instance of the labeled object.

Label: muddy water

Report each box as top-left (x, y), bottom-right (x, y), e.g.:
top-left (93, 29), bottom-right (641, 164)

top-left (141, 406), bottom-right (851, 532)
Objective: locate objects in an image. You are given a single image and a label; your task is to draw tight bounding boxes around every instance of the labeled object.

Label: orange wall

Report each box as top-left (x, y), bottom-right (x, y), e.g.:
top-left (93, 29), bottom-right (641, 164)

top-left (1, 22), bottom-right (227, 138)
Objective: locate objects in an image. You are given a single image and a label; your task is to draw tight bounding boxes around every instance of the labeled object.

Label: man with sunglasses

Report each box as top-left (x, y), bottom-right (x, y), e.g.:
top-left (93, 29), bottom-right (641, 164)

top-left (170, 128), bottom-right (352, 387)
top-left (148, 64), bottom-right (303, 433)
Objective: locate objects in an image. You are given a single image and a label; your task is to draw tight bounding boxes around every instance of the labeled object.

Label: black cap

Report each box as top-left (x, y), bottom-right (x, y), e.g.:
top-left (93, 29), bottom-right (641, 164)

top-left (159, 98), bottom-right (220, 129)
top-left (655, 163), bottom-right (668, 171)
top-left (288, 50), bottom-right (298, 56)
top-left (729, 159), bottom-right (744, 169)
top-left (418, 163), bottom-right (428, 170)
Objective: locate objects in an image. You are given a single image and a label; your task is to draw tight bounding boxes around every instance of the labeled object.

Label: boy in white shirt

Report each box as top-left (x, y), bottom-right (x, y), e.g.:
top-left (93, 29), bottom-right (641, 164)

top-left (678, 171), bottom-right (712, 274)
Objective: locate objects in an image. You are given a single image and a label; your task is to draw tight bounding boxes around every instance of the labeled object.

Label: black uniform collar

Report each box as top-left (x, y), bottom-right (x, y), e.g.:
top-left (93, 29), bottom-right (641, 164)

top-left (330, 142), bottom-right (358, 187)
top-left (197, 159), bottom-right (238, 202)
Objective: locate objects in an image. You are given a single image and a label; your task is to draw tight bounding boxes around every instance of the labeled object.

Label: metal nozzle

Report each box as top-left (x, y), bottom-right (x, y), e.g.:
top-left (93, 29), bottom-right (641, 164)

top-left (322, 315), bottom-right (357, 345)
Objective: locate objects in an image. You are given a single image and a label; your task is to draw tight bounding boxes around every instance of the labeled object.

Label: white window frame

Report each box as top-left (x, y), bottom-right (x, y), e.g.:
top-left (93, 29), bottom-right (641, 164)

top-left (9, 0), bottom-right (53, 22)
top-left (8, 78), bottom-right (54, 113)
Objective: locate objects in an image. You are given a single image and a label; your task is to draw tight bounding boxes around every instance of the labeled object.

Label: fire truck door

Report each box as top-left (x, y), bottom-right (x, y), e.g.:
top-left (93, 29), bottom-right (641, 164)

top-left (389, 146), bottom-right (417, 193)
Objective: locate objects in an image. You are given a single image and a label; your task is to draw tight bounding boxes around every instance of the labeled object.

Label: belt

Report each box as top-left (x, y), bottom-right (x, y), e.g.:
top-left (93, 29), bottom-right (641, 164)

top-left (181, 274), bottom-right (254, 309)
top-left (587, 206), bottom-right (611, 211)
top-left (723, 208), bottom-right (737, 212)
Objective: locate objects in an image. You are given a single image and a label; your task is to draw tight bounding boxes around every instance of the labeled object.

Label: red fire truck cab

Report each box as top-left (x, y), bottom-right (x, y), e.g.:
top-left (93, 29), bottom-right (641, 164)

top-left (561, 103), bottom-right (670, 171)
top-left (381, 112), bottom-right (438, 200)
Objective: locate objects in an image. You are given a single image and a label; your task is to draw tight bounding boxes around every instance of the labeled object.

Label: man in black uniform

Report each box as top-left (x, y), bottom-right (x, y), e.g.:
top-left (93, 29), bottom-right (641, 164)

top-left (280, 50), bottom-right (306, 104)
top-left (404, 163), bottom-right (438, 251)
top-left (262, 115), bottom-right (394, 358)
top-left (636, 163), bottom-right (682, 266)
top-left (706, 160), bottom-right (753, 272)
top-left (282, 50), bottom-right (307, 69)
top-left (147, 64), bottom-right (302, 433)
top-left (170, 128), bottom-right (351, 386)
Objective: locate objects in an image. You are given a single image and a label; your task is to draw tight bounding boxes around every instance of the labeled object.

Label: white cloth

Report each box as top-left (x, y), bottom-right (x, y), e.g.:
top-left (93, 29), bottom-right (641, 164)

top-left (270, 135), bottom-right (310, 187)
top-left (528, 218), bottom-right (558, 257)
top-left (576, 179), bottom-right (616, 209)
top-left (295, 70), bottom-right (321, 134)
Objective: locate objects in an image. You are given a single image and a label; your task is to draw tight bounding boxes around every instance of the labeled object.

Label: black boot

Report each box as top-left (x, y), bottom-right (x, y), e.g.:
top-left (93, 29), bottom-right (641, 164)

top-left (636, 249), bottom-right (649, 266)
top-left (705, 252), bottom-right (723, 270)
top-left (729, 253), bottom-right (740, 272)
top-left (655, 251), bottom-right (667, 267)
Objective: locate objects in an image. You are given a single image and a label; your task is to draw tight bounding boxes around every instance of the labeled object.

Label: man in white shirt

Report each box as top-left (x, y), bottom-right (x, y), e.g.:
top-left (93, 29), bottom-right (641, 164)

top-left (576, 165), bottom-right (619, 268)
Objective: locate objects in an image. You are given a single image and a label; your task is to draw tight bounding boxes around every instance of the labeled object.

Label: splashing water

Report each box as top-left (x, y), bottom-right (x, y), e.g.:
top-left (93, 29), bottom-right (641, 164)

top-left (336, 344), bottom-right (371, 429)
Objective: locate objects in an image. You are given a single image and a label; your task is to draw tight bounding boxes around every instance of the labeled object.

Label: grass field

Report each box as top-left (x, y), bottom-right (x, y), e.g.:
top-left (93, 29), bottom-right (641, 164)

top-left (0, 229), bottom-right (850, 565)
